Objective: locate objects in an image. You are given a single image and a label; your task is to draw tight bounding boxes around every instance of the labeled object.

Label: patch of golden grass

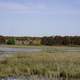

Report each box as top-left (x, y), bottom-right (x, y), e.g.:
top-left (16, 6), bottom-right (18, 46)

top-left (0, 52), bottom-right (80, 78)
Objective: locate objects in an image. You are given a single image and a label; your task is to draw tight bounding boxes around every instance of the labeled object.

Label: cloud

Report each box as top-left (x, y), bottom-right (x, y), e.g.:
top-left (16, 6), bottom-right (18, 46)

top-left (0, 2), bottom-right (28, 11)
top-left (0, 2), bottom-right (47, 13)
top-left (0, 1), bottom-right (80, 15)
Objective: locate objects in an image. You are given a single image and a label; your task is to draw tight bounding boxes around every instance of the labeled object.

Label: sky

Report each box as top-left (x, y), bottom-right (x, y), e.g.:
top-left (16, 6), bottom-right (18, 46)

top-left (0, 0), bottom-right (80, 36)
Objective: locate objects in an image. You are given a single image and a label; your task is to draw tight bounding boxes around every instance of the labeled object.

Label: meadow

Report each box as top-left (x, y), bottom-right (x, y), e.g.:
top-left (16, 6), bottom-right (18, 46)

top-left (0, 46), bottom-right (80, 80)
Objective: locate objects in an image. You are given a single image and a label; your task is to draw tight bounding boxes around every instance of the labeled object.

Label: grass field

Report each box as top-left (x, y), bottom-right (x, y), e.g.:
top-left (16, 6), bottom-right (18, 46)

top-left (0, 46), bottom-right (80, 79)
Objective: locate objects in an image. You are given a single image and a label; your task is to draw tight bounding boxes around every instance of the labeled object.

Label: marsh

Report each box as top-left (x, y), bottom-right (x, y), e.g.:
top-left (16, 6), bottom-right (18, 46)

top-left (0, 46), bottom-right (80, 80)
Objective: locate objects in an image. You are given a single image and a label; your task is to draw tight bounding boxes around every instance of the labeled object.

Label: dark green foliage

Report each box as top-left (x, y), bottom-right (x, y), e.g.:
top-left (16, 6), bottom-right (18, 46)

top-left (41, 36), bottom-right (80, 46)
top-left (6, 38), bottom-right (16, 45)
top-left (41, 36), bottom-right (54, 45)
top-left (0, 36), bottom-right (6, 44)
top-left (0, 35), bottom-right (80, 46)
top-left (62, 36), bottom-right (71, 45)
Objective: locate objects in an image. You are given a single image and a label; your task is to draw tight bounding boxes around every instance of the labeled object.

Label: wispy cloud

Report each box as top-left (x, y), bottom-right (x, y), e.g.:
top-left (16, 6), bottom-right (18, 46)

top-left (0, 1), bottom-right (80, 15)
top-left (0, 2), bottom-right (47, 13)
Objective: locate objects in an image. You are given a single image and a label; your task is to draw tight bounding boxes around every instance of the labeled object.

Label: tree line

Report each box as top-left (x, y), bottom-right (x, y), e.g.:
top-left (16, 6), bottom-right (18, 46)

top-left (41, 36), bottom-right (80, 46)
top-left (0, 35), bottom-right (80, 46)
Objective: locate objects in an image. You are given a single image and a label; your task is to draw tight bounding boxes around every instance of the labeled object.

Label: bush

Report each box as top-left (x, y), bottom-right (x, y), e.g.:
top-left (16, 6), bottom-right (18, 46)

top-left (6, 38), bottom-right (16, 45)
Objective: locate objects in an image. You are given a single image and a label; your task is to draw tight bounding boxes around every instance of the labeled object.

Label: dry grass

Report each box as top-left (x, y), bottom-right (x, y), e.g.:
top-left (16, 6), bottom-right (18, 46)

top-left (0, 46), bottom-right (80, 79)
top-left (0, 52), bottom-right (80, 78)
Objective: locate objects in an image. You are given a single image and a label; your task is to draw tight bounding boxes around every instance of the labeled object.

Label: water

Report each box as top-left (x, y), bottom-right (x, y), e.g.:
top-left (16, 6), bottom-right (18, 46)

top-left (43, 46), bottom-right (80, 53)
top-left (0, 46), bottom-right (80, 54)
top-left (0, 47), bottom-right (42, 53)
top-left (0, 77), bottom-right (80, 80)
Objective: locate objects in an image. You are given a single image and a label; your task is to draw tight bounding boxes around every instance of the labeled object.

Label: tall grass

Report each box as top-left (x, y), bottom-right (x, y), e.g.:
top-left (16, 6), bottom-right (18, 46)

top-left (0, 51), bottom-right (80, 79)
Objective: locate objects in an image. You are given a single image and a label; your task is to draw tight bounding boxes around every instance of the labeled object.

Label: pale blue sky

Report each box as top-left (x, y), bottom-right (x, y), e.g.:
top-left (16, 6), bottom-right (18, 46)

top-left (0, 0), bottom-right (80, 36)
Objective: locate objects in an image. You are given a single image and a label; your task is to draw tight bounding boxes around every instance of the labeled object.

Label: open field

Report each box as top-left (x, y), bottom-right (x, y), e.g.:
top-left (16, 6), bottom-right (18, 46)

top-left (0, 46), bottom-right (80, 80)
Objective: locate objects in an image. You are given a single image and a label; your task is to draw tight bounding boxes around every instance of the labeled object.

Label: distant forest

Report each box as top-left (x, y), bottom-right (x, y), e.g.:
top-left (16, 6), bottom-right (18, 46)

top-left (0, 35), bottom-right (80, 46)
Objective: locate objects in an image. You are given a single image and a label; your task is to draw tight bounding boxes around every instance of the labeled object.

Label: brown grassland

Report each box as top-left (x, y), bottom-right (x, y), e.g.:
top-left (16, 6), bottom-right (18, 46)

top-left (0, 46), bottom-right (80, 79)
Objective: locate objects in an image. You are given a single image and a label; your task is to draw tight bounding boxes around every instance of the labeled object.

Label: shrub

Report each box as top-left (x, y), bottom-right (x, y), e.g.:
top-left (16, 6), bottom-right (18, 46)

top-left (6, 38), bottom-right (16, 45)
